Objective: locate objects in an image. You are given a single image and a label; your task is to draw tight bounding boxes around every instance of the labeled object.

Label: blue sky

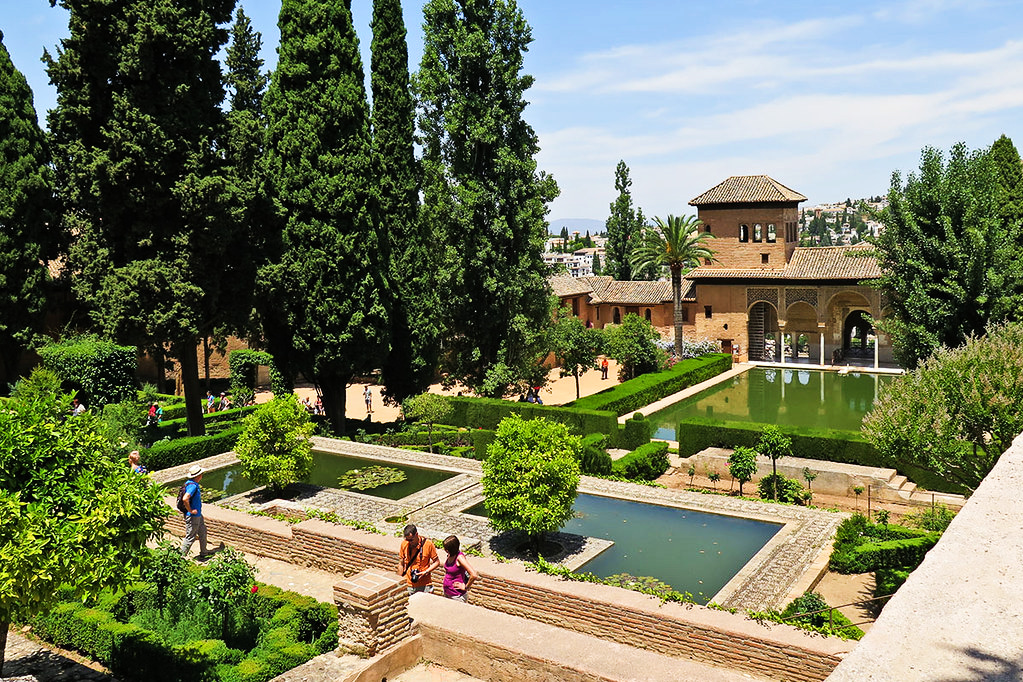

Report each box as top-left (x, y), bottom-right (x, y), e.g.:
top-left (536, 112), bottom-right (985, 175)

top-left (4, 0), bottom-right (1022, 222)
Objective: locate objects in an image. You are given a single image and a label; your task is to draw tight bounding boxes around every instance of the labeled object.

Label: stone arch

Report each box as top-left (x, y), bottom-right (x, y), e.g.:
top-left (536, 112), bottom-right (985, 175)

top-left (747, 301), bottom-right (780, 362)
top-left (843, 310), bottom-right (873, 357)
top-left (824, 289), bottom-right (872, 314)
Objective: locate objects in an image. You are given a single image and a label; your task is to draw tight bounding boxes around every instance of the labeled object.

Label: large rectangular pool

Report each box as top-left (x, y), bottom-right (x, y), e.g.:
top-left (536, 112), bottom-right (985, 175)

top-left (649, 367), bottom-right (894, 440)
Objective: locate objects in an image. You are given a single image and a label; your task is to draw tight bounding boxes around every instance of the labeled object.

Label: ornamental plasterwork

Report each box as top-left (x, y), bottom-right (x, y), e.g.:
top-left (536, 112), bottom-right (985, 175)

top-left (785, 288), bottom-right (818, 308)
top-left (746, 287), bottom-right (779, 308)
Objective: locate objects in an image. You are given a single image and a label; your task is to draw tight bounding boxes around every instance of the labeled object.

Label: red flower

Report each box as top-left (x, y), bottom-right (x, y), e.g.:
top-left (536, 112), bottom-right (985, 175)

top-left (251, 585), bottom-right (259, 593)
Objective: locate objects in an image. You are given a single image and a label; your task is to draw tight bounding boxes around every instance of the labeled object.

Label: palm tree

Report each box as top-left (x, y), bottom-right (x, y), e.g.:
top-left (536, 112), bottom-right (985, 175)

top-left (630, 214), bottom-right (716, 357)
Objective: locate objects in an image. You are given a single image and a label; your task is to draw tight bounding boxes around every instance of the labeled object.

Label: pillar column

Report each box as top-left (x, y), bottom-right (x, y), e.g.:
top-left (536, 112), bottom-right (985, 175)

top-left (778, 321), bottom-right (786, 365)
top-left (818, 322), bottom-right (826, 367)
top-left (334, 569), bottom-right (412, 657)
top-left (873, 329), bottom-right (880, 369)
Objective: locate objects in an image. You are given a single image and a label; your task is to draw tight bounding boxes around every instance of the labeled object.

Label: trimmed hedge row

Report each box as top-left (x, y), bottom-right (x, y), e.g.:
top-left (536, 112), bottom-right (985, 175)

top-left (146, 405), bottom-right (257, 441)
top-left (566, 353), bottom-right (733, 416)
top-left (144, 424), bottom-right (246, 471)
top-left (675, 417), bottom-right (963, 494)
top-left (830, 533), bottom-right (940, 573)
top-left (441, 397), bottom-right (619, 439)
top-left (612, 441), bottom-right (670, 480)
top-left (29, 583), bottom-right (336, 682)
top-left (874, 568), bottom-right (910, 597)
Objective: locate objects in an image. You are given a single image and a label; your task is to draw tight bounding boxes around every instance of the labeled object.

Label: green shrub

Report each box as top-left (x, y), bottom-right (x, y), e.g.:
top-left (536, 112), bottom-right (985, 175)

top-left (145, 405), bottom-right (257, 441)
top-left (143, 424), bottom-right (246, 471)
top-left (779, 591), bottom-right (864, 640)
top-left (578, 434), bottom-right (613, 475)
top-left (612, 441), bottom-right (669, 480)
top-left (830, 514), bottom-right (940, 574)
top-left (757, 474), bottom-right (804, 504)
top-left (236, 397), bottom-right (314, 492)
top-left (439, 396), bottom-right (620, 440)
top-left (903, 503), bottom-right (958, 532)
top-left (618, 412), bottom-right (652, 450)
top-left (470, 429), bottom-right (497, 459)
top-left (37, 336), bottom-right (137, 407)
top-left (229, 349), bottom-right (288, 402)
top-left (675, 417), bottom-right (964, 494)
top-left (567, 353), bottom-right (732, 415)
top-left (874, 567), bottom-right (911, 597)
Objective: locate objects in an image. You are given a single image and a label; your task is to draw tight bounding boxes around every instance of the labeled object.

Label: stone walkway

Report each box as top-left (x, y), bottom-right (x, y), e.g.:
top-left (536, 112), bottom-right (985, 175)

top-left (3, 628), bottom-right (117, 681)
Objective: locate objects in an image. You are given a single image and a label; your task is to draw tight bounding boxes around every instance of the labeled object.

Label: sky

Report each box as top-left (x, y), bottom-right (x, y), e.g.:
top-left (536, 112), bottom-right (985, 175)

top-left (4, 0), bottom-right (1023, 223)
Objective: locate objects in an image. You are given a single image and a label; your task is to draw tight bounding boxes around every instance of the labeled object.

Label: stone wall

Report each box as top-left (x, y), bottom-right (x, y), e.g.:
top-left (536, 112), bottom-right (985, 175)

top-left (166, 503), bottom-right (852, 681)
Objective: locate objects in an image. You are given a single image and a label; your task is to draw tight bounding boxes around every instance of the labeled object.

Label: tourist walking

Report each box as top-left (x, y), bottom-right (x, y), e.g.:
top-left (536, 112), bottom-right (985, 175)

top-left (179, 465), bottom-right (222, 559)
top-left (600, 358), bottom-right (609, 380)
top-left (398, 524), bottom-right (438, 595)
top-left (441, 535), bottom-right (478, 602)
top-left (363, 385), bottom-right (373, 415)
top-left (206, 390), bottom-right (216, 414)
top-left (128, 450), bottom-right (147, 475)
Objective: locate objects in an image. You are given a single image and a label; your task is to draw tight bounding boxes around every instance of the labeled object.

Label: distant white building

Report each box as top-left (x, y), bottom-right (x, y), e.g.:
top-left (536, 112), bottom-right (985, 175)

top-left (542, 248), bottom-right (602, 277)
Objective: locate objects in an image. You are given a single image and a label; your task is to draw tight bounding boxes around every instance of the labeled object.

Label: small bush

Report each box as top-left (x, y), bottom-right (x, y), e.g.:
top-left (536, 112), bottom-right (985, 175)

top-left (874, 567), bottom-right (910, 597)
top-left (829, 514), bottom-right (940, 574)
top-left (757, 474), bottom-right (804, 504)
top-left (903, 503), bottom-right (957, 532)
top-left (578, 434), bottom-right (612, 475)
top-left (779, 591), bottom-right (864, 640)
top-left (612, 441), bottom-right (669, 480)
top-left (143, 424), bottom-right (246, 471)
top-left (618, 412), bottom-right (652, 450)
top-left (440, 396), bottom-right (619, 439)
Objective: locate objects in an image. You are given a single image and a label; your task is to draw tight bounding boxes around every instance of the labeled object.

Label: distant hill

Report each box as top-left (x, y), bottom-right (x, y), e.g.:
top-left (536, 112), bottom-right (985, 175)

top-left (549, 218), bottom-right (604, 235)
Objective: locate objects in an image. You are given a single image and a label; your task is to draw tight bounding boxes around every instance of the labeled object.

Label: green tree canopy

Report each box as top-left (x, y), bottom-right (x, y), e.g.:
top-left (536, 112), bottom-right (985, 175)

top-left (549, 307), bottom-right (602, 399)
top-left (235, 395), bottom-right (314, 492)
top-left (757, 425), bottom-right (792, 500)
top-left (0, 373), bottom-right (168, 667)
top-left (416, 0), bottom-right (559, 397)
top-left (482, 415), bottom-right (581, 550)
top-left (602, 313), bottom-right (664, 381)
top-left (46, 0), bottom-right (239, 436)
top-left (728, 446), bottom-right (757, 496)
top-left (0, 31), bottom-right (55, 387)
top-left (871, 142), bottom-right (1006, 367)
top-left (401, 392), bottom-right (452, 453)
top-left (604, 161), bottom-right (643, 281)
top-left (373, 0), bottom-right (440, 405)
top-left (260, 0), bottom-right (391, 433)
top-left (863, 322), bottom-right (1023, 491)
top-left (631, 214), bottom-right (715, 357)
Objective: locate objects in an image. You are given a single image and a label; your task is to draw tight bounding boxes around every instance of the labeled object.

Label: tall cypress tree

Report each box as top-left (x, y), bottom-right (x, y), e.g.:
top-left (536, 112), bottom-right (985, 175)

top-left (416, 0), bottom-right (559, 396)
top-left (0, 31), bottom-right (55, 387)
top-left (46, 0), bottom-right (236, 434)
top-left (260, 0), bottom-right (389, 433)
top-left (988, 134), bottom-right (1023, 322)
top-left (372, 0), bottom-right (439, 403)
top-left (604, 160), bottom-right (642, 281)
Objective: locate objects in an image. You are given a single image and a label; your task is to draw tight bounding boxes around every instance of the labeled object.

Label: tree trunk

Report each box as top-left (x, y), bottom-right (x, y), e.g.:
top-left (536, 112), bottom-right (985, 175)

top-left (156, 345), bottom-right (167, 393)
top-left (671, 266), bottom-right (684, 357)
top-left (176, 339), bottom-right (206, 437)
top-left (202, 336), bottom-right (211, 390)
top-left (320, 379), bottom-right (347, 435)
top-left (574, 368), bottom-right (580, 399)
top-left (1, 619), bottom-right (9, 673)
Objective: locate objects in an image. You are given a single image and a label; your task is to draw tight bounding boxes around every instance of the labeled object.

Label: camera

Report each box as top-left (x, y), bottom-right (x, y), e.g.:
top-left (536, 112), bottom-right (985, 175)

top-left (410, 569), bottom-right (420, 582)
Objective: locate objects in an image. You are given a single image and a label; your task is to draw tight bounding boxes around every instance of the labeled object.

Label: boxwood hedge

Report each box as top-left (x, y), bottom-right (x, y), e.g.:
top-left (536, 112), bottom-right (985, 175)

top-left (143, 424), bottom-right (246, 471)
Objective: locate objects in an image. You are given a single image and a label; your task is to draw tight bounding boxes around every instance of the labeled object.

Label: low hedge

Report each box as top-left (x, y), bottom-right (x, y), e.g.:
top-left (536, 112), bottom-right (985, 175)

top-left (144, 424), bottom-right (246, 471)
top-left (619, 412), bottom-right (652, 450)
top-left (829, 515), bottom-right (940, 574)
top-left (441, 396), bottom-right (619, 439)
top-left (29, 583), bottom-right (336, 682)
top-left (675, 417), bottom-right (963, 494)
top-left (146, 405), bottom-right (257, 441)
top-left (579, 434), bottom-right (612, 475)
top-left (612, 441), bottom-right (669, 480)
top-left (874, 568), bottom-right (911, 597)
top-left (469, 429), bottom-right (497, 460)
top-left (566, 353), bottom-right (733, 416)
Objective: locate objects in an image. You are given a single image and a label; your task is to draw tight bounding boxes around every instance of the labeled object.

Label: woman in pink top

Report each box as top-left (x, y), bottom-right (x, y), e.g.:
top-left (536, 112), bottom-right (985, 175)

top-left (441, 535), bottom-right (478, 602)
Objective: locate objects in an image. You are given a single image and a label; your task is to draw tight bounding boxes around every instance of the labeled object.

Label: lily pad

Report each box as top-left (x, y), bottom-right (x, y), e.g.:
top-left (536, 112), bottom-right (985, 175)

top-left (337, 466), bottom-right (407, 491)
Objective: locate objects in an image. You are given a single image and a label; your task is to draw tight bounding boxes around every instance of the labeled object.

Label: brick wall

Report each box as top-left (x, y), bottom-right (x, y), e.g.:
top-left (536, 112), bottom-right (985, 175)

top-left (696, 204), bottom-right (799, 270)
top-left (167, 503), bottom-right (851, 680)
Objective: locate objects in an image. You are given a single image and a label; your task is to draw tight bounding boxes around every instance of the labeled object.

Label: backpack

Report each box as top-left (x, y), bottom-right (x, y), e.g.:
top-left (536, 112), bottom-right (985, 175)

top-left (176, 482), bottom-right (192, 514)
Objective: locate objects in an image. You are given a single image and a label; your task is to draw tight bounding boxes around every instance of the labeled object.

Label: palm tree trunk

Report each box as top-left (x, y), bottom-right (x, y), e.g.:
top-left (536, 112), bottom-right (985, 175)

top-left (671, 266), bottom-right (684, 357)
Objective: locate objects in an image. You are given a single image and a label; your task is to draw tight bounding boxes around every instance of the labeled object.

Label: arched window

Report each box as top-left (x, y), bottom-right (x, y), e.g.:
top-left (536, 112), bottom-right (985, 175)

top-left (739, 224), bottom-right (749, 242)
top-left (644, 308), bottom-right (652, 322)
top-left (766, 223), bottom-right (776, 243)
top-left (753, 223), bottom-right (763, 242)
top-left (613, 308), bottom-right (621, 324)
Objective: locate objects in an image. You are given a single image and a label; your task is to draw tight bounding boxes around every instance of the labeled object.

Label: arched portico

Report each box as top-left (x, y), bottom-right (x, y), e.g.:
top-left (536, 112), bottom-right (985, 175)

top-left (747, 301), bottom-right (780, 361)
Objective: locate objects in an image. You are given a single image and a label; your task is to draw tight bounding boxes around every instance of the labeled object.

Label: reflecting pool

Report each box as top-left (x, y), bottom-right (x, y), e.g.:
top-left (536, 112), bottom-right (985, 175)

top-left (649, 367), bottom-right (895, 440)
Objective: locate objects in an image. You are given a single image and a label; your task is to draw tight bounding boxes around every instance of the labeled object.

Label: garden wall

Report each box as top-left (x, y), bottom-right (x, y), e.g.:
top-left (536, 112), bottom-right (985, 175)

top-left (165, 502), bottom-right (852, 681)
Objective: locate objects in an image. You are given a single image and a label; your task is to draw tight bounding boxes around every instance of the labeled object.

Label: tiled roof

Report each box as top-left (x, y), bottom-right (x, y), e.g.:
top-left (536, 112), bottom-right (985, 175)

top-left (549, 275), bottom-right (598, 297)
top-left (686, 245), bottom-right (880, 280)
top-left (689, 175), bottom-right (807, 206)
top-left (549, 275), bottom-right (693, 304)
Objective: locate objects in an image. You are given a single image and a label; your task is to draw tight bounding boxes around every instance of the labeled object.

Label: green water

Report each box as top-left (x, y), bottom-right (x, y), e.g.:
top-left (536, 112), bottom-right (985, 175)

top-left (466, 494), bottom-right (780, 601)
top-left (649, 368), bottom-right (894, 440)
top-left (174, 451), bottom-right (455, 500)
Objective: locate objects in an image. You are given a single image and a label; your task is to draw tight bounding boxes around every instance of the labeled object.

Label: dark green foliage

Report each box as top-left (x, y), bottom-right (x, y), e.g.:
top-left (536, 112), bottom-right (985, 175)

top-left (145, 406), bottom-right (257, 443)
top-left (37, 337), bottom-right (136, 408)
top-left (727, 446), bottom-right (757, 496)
top-left (0, 32), bottom-right (55, 385)
top-left (604, 161), bottom-right (642, 281)
top-left (601, 314), bottom-right (666, 381)
top-left (143, 424), bottom-right (246, 471)
top-left (373, 0), bottom-right (439, 404)
top-left (550, 309), bottom-right (603, 400)
top-left (872, 142), bottom-right (1020, 367)
top-left (470, 429), bottom-right (497, 460)
top-left (863, 322), bottom-right (1023, 491)
top-left (228, 350), bottom-right (288, 405)
top-left (416, 0), bottom-right (559, 396)
top-left (439, 396), bottom-right (619, 439)
top-left (987, 135), bottom-right (1023, 322)
top-left (46, 0), bottom-right (241, 438)
top-left (568, 353), bottom-right (733, 415)
top-left (260, 0), bottom-right (390, 434)
top-left (26, 561), bottom-right (336, 682)
top-left (619, 412), bottom-right (652, 450)
top-left (578, 434), bottom-right (612, 475)
top-left (676, 417), bottom-right (965, 494)
top-left (776, 591), bottom-right (863, 640)
top-left (829, 514), bottom-right (940, 574)
top-left (874, 568), bottom-right (910, 597)
top-left (611, 441), bottom-right (669, 480)
top-left (756, 474), bottom-right (804, 504)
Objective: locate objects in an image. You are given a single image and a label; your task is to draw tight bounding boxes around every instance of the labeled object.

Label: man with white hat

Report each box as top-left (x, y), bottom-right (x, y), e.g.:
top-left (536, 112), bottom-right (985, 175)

top-left (180, 465), bottom-right (218, 558)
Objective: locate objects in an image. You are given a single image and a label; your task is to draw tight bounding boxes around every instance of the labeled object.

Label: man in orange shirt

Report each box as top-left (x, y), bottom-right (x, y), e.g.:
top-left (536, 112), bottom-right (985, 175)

top-left (398, 523), bottom-right (439, 595)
